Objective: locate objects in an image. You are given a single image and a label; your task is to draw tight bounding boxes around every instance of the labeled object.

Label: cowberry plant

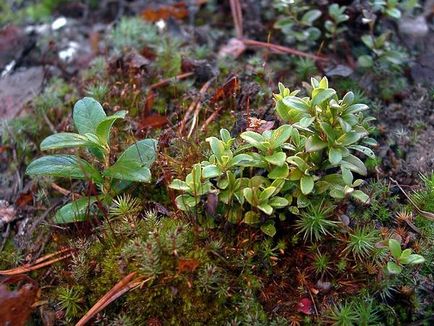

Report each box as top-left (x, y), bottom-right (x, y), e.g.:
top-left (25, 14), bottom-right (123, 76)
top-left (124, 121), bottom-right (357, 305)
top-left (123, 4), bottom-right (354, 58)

top-left (386, 239), bottom-right (425, 274)
top-left (26, 97), bottom-right (157, 223)
top-left (170, 77), bottom-right (376, 236)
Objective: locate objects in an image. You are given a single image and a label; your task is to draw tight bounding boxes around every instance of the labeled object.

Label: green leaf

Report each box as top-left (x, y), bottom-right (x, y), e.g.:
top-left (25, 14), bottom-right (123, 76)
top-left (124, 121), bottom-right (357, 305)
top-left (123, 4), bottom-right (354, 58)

top-left (349, 145), bottom-right (375, 159)
top-left (175, 194), bottom-right (198, 211)
top-left (206, 136), bottom-right (225, 159)
top-left (261, 221), bottom-right (276, 237)
top-left (346, 104), bottom-right (369, 115)
top-left (282, 96), bottom-right (310, 112)
top-left (312, 88), bottom-right (336, 107)
top-left (258, 203), bottom-right (273, 215)
top-left (103, 139), bottom-right (157, 182)
top-left (405, 254), bottom-right (425, 265)
top-left (305, 135), bottom-right (327, 152)
top-left (358, 55), bottom-right (373, 68)
top-left (95, 111), bottom-right (127, 145)
top-left (260, 187), bottom-right (276, 201)
top-left (389, 239), bottom-right (402, 259)
top-left (73, 97), bottom-right (106, 135)
top-left (54, 197), bottom-right (97, 224)
top-left (287, 156), bottom-right (309, 173)
top-left (202, 164), bottom-right (221, 178)
top-left (271, 125), bottom-right (292, 148)
top-left (243, 188), bottom-right (255, 206)
top-left (342, 167), bottom-right (353, 186)
top-left (329, 147), bottom-right (342, 165)
top-left (269, 196), bottom-right (289, 208)
top-left (240, 131), bottom-right (265, 150)
top-left (268, 164), bottom-right (289, 179)
top-left (169, 179), bottom-right (190, 191)
top-left (264, 152), bottom-right (286, 166)
top-left (352, 190), bottom-right (370, 204)
top-left (300, 175), bottom-right (314, 195)
top-left (341, 154), bottom-right (367, 176)
top-left (26, 155), bottom-right (102, 183)
top-left (387, 261), bottom-right (402, 274)
top-left (244, 211), bottom-right (260, 225)
top-left (40, 133), bottom-right (90, 151)
top-left (301, 9), bottom-right (321, 25)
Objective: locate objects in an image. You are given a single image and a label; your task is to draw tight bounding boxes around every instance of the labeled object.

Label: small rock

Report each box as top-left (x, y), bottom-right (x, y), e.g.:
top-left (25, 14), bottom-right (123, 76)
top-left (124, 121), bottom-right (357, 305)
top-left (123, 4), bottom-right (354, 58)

top-left (399, 16), bottom-right (429, 38)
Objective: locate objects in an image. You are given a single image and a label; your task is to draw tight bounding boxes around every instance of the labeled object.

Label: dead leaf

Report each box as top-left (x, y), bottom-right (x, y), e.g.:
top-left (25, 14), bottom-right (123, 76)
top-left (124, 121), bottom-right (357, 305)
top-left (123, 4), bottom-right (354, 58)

top-left (218, 38), bottom-right (246, 59)
top-left (177, 258), bottom-right (200, 273)
top-left (297, 297), bottom-right (313, 315)
top-left (246, 117), bottom-right (275, 134)
top-left (15, 192), bottom-right (33, 207)
top-left (142, 3), bottom-right (188, 22)
top-left (139, 114), bottom-right (169, 130)
top-left (0, 200), bottom-right (16, 227)
top-left (209, 76), bottom-right (240, 104)
top-left (0, 276), bottom-right (39, 326)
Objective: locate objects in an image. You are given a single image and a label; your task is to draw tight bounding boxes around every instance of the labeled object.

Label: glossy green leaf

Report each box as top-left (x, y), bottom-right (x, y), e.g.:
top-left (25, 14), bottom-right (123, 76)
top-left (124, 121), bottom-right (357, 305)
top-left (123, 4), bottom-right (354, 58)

top-left (300, 175), bottom-right (314, 195)
top-left (258, 203), bottom-right (273, 215)
top-left (175, 194), bottom-right (198, 211)
top-left (301, 9), bottom-right (321, 25)
top-left (329, 147), bottom-right (342, 165)
top-left (95, 111), bottom-right (127, 145)
top-left (387, 261), bottom-right (402, 274)
top-left (312, 88), bottom-right (336, 106)
top-left (54, 197), bottom-right (97, 224)
top-left (389, 239), bottom-right (402, 259)
top-left (264, 152), bottom-right (286, 166)
top-left (268, 164), bottom-right (289, 179)
top-left (26, 155), bottom-right (102, 183)
top-left (244, 211), bottom-right (259, 225)
top-left (352, 190), bottom-right (370, 204)
top-left (261, 221), bottom-right (276, 237)
top-left (305, 135), bottom-right (327, 152)
top-left (341, 154), bottom-right (367, 176)
top-left (40, 133), bottom-right (90, 151)
top-left (282, 96), bottom-right (310, 112)
top-left (206, 136), bottom-right (225, 159)
top-left (73, 97), bottom-right (106, 135)
top-left (103, 139), bottom-right (157, 182)
top-left (202, 164), bottom-right (221, 178)
top-left (271, 124), bottom-right (292, 148)
top-left (405, 254), bottom-right (425, 265)
top-left (169, 179), bottom-right (190, 191)
top-left (269, 196), bottom-right (289, 208)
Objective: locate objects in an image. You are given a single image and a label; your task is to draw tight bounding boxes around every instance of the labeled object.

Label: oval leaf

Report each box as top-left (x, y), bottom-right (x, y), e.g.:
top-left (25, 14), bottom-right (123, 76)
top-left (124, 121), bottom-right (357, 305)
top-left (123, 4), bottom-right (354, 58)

top-left (54, 197), bottom-right (97, 224)
top-left (73, 97), bottom-right (106, 135)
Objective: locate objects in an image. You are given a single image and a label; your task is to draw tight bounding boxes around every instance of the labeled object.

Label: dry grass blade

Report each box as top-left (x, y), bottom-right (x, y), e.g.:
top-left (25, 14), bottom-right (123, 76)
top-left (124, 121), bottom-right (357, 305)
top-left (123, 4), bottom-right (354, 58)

top-left (179, 79), bottom-right (213, 135)
top-left (243, 39), bottom-right (327, 61)
top-left (230, 0), bottom-right (243, 39)
top-left (75, 273), bottom-right (149, 326)
top-left (390, 177), bottom-right (434, 221)
top-left (0, 248), bottom-right (74, 276)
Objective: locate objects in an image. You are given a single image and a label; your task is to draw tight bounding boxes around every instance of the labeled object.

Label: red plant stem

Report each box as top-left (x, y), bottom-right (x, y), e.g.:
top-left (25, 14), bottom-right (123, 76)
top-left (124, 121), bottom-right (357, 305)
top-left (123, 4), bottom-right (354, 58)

top-left (243, 39), bottom-right (327, 62)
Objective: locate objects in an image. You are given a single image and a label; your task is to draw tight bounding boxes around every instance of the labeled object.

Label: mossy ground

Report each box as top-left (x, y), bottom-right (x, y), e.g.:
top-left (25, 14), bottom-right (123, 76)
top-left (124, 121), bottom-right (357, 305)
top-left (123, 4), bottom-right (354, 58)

top-left (1, 1), bottom-right (434, 325)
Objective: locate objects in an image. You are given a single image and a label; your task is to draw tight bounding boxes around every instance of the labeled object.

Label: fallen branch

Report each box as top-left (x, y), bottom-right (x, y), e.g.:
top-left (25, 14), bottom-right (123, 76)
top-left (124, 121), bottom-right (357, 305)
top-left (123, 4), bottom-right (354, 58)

top-left (0, 248), bottom-right (74, 276)
top-left (76, 272), bottom-right (150, 326)
top-left (390, 177), bottom-right (434, 221)
top-left (243, 39), bottom-right (327, 62)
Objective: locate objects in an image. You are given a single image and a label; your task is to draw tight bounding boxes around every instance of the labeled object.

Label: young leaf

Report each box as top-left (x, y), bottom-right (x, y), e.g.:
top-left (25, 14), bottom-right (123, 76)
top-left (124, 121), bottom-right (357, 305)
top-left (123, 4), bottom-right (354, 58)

top-left (95, 111), bottom-right (127, 145)
top-left (352, 190), bottom-right (370, 204)
top-left (26, 155), bottom-right (102, 183)
top-left (405, 254), bottom-right (425, 265)
top-left (40, 133), bottom-right (90, 151)
top-left (175, 194), bottom-right (198, 211)
top-left (260, 221), bottom-right (276, 237)
top-left (389, 239), bottom-right (402, 259)
top-left (341, 154), bottom-right (367, 176)
top-left (300, 175), bottom-right (314, 195)
top-left (386, 261), bottom-right (402, 274)
top-left (206, 137), bottom-right (225, 159)
top-left (202, 164), bottom-right (221, 178)
top-left (271, 124), bottom-right (293, 148)
top-left (258, 203), bottom-right (273, 215)
top-left (73, 97), bottom-right (106, 135)
top-left (269, 196), bottom-right (289, 208)
top-left (268, 164), bottom-right (289, 179)
top-left (312, 88), bottom-right (336, 106)
top-left (305, 135), bottom-right (327, 152)
top-left (103, 139), bottom-right (157, 182)
top-left (244, 211), bottom-right (259, 225)
top-left (329, 147), bottom-right (342, 165)
top-left (264, 152), bottom-right (286, 166)
top-left (282, 96), bottom-right (310, 112)
top-left (54, 197), bottom-right (97, 224)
